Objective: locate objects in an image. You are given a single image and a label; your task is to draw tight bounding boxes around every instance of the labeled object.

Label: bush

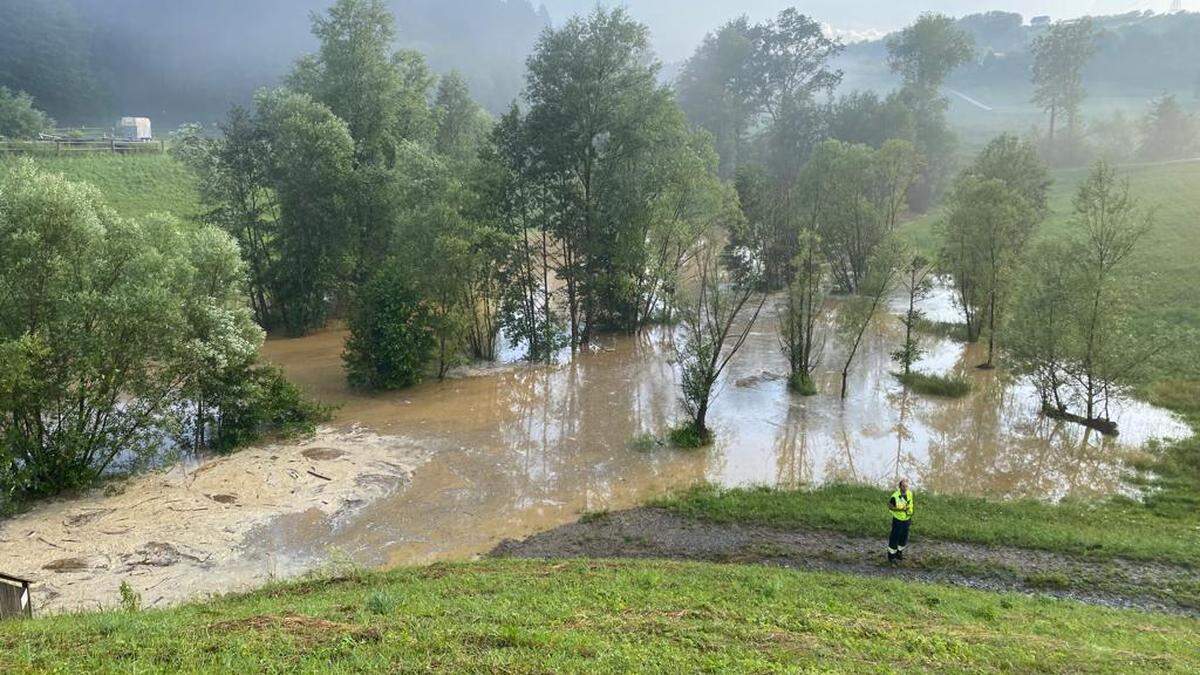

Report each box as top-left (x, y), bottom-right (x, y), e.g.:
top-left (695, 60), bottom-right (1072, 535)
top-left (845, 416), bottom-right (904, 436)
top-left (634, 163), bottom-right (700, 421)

top-left (0, 86), bottom-right (53, 140)
top-left (668, 423), bottom-right (711, 449)
top-left (203, 364), bottom-right (331, 454)
top-left (788, 373), bottom-right (818, 396)
top-left (343, 264), bottom-right (437, 390)
top-left (896, 371), bottom-right (973, 398)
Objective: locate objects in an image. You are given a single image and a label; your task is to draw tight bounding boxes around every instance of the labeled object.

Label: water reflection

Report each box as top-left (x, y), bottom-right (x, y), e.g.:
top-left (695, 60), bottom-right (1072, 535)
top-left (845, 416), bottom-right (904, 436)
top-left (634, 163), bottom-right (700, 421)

top-left (260, 288), bottom-right (1190, 567)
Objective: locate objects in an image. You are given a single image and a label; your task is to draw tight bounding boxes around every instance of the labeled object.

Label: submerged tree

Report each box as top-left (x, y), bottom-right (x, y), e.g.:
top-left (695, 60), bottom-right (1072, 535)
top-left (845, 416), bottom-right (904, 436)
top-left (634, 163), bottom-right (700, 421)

top-left (837, 239), bottom-right (904, 399)
top-left (893, 255), bottom-right (935, 377)
top-left (939, 134), bottom-right (1048, 365)
top-left (675, 244), bottom-right (767, 445)
top-left (779, 230), bottom-right (828, 395)
top-left (1008, 161), bottom-right (1159, 434)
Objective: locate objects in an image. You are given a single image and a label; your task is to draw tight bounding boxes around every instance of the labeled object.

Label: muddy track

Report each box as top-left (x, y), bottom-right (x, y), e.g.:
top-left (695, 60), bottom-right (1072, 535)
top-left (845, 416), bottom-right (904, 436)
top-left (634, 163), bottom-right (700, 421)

top-left (491, 508), bottom-right (1200, 617)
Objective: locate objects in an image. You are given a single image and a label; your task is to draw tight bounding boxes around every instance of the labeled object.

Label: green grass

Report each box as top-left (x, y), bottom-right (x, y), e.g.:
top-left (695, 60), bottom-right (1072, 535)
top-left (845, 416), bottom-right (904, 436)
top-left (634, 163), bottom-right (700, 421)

top-left (656, 483), bottom-right (1200, 566)
top-left (2, 560), bottom-right (1197, 673)
top-left (896, 371), bottom-right (973, 398)
top-left (2, 153), bottom-right (200, 221)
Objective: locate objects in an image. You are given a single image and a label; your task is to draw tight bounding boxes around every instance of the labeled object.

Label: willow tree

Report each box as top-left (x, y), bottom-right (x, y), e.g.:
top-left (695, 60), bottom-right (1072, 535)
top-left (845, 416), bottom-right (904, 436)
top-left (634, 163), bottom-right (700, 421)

top-left (1031, 18), bottom-right (1096, 157)
top-left (0, 162), bottom-right (261, 497)
top-left (676, 244), bottom-right (767, 445)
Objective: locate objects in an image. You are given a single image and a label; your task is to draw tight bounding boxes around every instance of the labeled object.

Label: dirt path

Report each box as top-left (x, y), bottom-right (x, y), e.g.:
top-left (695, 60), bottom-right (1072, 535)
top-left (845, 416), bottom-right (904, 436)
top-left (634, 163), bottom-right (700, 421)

top-left (492, 508), bottom-right (1200, 616)
top-left (0, 427), bottom-right (428, 615)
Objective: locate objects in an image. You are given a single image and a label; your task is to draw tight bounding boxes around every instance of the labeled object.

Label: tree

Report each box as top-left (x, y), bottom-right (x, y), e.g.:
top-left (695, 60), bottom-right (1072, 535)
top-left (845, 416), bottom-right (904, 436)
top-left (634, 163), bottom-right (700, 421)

top-left (0, 161), bottom-right (261, 497)
top-left (434, 71), bottom-right (490, 165)
top-left (343, 262), bottom-right (436, 390)
top-left (779, 230), bottom-right (827, 395)
top-left (288, 0), bottom-right (435, 164)
top-left (480, 105), bottom-right (565, 361)
top-left (938, 134), bottom-right (1048, 366)
top-left (255, 89), bottom-right (356, 336)
top-left (1138, 94), bottom-right (1199, 161)
top-left (886, 14), bottom-right (975, 209)
top-left (837, 239), bottom-right (904, 399)
top-left (172, 112), bottom-right (278, 329)
top-left (675, 243), bottom-right (767, 444)
top-left (0, 0), bottom-right (98, 122)
top-left (1031, 18), bottom-right (1097, 161)
top-left (524, 8), bottom-right (716, 343)
top-left (893, 255), bottom-right (935, 377)
top-left (1009, 161), bottom-right (1159, 434)
top-left (740, 9), bottom-right (843, 124)
top-left (0, 86), bottom-right (53, 139)
top-left (676, 18), bottom-right (757, 178)
top-left (887, 13), bottom-right (976, 96)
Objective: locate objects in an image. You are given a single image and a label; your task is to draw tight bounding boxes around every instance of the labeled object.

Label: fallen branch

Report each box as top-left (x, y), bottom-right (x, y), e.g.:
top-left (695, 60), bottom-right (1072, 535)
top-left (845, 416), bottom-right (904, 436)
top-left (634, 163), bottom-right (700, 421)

top-left (307, 470), bottom-right (332, 482)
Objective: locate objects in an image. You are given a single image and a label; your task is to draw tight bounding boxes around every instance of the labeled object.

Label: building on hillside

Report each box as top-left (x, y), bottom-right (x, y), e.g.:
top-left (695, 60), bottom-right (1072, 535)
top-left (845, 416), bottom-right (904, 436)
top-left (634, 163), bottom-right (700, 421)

top-left (1031, 16), bottom-right (1051, 26)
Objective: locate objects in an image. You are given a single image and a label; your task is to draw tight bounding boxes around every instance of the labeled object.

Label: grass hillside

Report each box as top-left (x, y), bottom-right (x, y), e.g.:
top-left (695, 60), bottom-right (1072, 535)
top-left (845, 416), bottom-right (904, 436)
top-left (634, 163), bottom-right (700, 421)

top-left (2, 153), bottom-right (200, 221)
top-left (904, 159), bottom-right (1200, 341)
top-left (2, 560), bottom-right (1198, 672)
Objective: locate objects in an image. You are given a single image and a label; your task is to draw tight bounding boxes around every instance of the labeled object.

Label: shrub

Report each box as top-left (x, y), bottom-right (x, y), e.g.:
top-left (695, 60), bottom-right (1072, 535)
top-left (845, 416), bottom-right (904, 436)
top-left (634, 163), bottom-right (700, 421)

top-left (896, 371), bottom-right (973, 398)
top-left (203, 364), bottom-right (331, 454)
top-left (668, 422), bottom-right (711, 449)
top-left (0, 86), bottom-right (53, 140)
top-left (788, 373), bottom-right (818, 396)
top-left (343, 264), bottom-right (437, 390)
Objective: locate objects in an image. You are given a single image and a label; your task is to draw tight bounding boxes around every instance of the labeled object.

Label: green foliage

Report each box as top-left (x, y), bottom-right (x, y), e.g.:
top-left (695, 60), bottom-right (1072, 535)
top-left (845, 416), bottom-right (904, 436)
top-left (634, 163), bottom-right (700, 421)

top-left (0, 0), bottom-right (98, 121)
top-left (118, 581), bottom-right (142, 613)
top-left (0, 86), bottom-right (53, 139)
top-left (895, 371), bottom-right (972, 398)
top-left (289, 0), bottom-right (436, 163)
top-left (0, 161), bottom-right (261, 501)
top-left (886, 13), bottom-right (976, 95)
top-left (343, 264), bottom-right (437, 391)
top-left (787, 373), bottom-right (818, 396)
top-left (667, 423), bottom-right (710, 449)
top-left (1138, 94), bottom-right (1199, 161)
top-left (203, 364), bottom-right (330, 454)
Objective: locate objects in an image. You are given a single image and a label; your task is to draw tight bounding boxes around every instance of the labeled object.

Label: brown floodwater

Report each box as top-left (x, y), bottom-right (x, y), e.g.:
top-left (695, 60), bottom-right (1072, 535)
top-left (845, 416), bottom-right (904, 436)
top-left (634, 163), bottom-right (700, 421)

top-left (257, 286), bottom-right (1191, 571)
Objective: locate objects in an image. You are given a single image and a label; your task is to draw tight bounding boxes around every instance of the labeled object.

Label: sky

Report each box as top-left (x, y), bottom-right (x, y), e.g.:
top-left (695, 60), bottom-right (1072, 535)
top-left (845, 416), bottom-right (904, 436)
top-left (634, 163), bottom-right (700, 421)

top-left (540, 1), bottom-right (1179, 61)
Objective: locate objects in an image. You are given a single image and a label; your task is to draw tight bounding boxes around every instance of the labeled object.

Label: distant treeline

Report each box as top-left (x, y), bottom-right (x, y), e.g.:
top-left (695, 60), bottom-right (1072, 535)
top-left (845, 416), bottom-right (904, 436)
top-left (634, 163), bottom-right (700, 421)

top-left (0, 0), bottom-right (549, 126)
top-left (840, 10), bottom-right (1200, 97)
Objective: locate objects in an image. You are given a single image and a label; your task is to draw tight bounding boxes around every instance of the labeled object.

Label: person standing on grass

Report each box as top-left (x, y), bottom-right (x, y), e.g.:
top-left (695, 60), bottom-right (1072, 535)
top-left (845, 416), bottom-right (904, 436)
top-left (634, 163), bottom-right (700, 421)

top-left (887, 478), bottom-right (914, 562)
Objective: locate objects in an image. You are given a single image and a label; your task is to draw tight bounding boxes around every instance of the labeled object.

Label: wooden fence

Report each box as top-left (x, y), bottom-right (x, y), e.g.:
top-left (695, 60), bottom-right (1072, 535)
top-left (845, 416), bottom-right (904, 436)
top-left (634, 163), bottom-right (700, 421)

top-left (0, 139), bottom-right (166, 155)
top-left (0, 573), bottom-right (32, 620)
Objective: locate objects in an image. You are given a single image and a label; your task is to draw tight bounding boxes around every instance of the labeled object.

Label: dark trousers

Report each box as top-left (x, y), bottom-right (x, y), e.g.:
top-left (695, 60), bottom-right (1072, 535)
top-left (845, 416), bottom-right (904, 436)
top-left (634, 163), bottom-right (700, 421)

top-left (888, 518), bottom-right (911, 553)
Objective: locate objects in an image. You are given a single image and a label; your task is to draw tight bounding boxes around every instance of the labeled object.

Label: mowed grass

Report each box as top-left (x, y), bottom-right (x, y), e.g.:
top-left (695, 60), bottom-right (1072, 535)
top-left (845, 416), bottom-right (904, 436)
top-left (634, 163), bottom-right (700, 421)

top-left (2, 153), bottom-right (200, 221)
top-left (657, 483), bottom-right (1200, 566)
top-left (904, 159), bottom-right (1200, 342)
top-left (2, 560), bottom-right (1198, 673)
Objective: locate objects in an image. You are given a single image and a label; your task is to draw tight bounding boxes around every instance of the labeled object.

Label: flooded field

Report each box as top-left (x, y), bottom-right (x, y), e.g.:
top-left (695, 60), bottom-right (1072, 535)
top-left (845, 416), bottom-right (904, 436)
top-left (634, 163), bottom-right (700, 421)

top-left (4, 287), bottom-right (1189, 612)
top-left (258, 287), bottom-right (1189, 571)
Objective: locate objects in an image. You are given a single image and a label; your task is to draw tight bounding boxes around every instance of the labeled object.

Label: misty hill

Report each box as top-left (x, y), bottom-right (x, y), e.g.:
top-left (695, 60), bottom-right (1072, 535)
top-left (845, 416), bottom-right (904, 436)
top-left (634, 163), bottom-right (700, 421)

top-left (0, 0), bottom-right (549, 126)
top-left (839, 10), bottom-right (1200, 100)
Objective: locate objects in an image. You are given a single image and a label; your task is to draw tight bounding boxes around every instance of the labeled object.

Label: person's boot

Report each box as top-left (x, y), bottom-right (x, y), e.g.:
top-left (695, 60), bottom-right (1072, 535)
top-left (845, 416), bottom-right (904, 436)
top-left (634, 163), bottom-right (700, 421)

top-left (887, 551), bottom-right (896, 563)
top-left (896, 550), bottom-right (905, 562)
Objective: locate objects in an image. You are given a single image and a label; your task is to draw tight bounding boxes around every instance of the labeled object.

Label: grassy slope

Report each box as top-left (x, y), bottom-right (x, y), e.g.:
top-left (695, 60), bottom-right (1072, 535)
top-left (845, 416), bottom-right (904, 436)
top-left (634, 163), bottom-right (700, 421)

top-left (3, 560), bottom-right (1198, 673)
top-left (2, 154), bottom-right (200, 221)
top-left (904, 159), bottom-right (1200, 338)
top-left (657, 483), bottom-right (1199, 566)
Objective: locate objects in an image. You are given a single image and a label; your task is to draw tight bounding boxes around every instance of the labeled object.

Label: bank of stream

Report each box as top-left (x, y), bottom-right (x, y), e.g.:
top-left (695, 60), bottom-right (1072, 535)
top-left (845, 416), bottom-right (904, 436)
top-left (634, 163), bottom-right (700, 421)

top-left (1, 288), bottom-right (1190, 613)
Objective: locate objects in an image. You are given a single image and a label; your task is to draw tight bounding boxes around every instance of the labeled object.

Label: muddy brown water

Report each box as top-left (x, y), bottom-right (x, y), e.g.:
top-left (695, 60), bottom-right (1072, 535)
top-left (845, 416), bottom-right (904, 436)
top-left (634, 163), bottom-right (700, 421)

top-left (256, 287), bottom-right (1190, 572)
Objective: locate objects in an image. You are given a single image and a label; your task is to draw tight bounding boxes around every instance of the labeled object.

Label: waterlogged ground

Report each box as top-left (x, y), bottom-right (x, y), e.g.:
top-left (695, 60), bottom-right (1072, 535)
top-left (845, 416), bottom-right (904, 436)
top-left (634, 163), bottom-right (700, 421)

top-left (1, 288), bottom-right (1189, 612)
